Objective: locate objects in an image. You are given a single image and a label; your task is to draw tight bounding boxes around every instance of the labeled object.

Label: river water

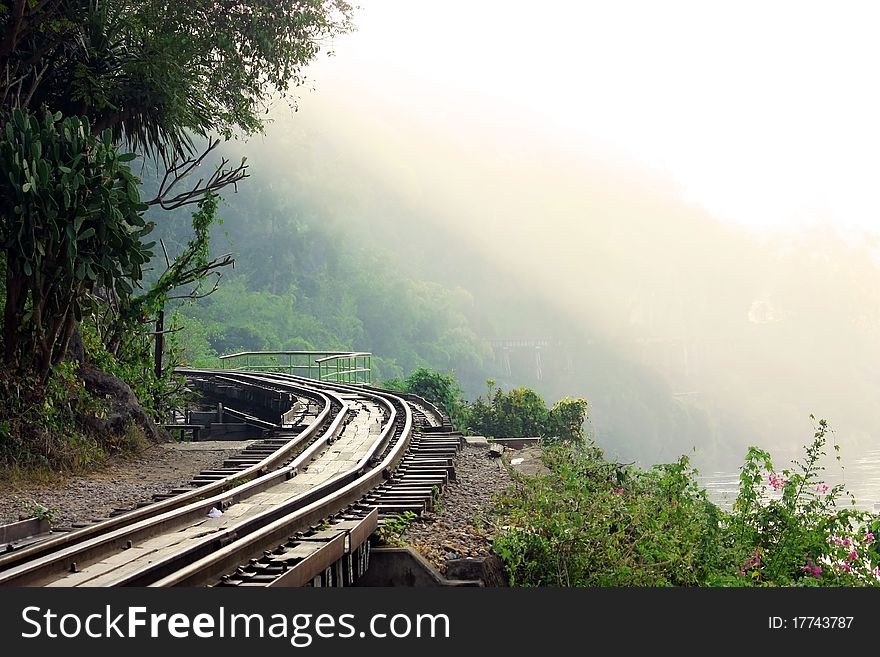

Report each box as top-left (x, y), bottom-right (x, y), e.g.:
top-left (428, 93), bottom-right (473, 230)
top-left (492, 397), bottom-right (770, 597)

top-left (697, 447), bottom-right (880, 514)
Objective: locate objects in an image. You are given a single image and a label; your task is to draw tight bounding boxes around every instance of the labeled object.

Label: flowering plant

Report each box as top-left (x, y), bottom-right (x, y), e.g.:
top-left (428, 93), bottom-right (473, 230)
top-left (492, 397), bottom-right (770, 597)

top-left (728, 417), bottom-right (879, 586)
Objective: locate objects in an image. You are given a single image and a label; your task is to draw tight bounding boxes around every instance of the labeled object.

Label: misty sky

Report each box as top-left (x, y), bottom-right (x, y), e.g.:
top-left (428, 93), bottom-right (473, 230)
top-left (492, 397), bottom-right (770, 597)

top-left (213, 1), bottom-right (880, 487)
top-left (294, 0), bottom-right (880, 238)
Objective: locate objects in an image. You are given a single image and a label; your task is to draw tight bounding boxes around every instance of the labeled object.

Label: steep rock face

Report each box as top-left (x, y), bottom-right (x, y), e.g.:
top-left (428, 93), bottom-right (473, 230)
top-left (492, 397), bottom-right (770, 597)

top-left (79, 364), bottom-right (164, 443)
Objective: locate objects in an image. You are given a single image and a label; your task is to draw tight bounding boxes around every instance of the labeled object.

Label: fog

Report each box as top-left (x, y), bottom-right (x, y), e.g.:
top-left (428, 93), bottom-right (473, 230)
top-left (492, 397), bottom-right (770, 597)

top-left (206, 1), bottom-right (880, 474)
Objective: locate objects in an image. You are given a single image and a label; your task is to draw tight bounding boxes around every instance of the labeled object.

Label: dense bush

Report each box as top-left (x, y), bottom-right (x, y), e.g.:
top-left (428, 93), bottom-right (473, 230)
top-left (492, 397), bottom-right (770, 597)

top-left (0, 362), bottom-right (146, 471)
top-left (493, 419), bottom-right (880, 587)
top-left (726, 418), bottom-right (879, 586)
top-left (382, 372), bottom-right (589, 442)
top-left (494, 442), bottom-right (723, 586)
top-left (465, 379), bottom-right (588, 442)
top-left (383, 367), bottom-right (467, 426)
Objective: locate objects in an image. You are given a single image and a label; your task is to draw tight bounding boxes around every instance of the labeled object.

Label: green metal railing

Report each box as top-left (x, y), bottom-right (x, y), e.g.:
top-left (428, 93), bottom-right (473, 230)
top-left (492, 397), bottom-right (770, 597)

top-left (218, 351), bottom-right (372, 384)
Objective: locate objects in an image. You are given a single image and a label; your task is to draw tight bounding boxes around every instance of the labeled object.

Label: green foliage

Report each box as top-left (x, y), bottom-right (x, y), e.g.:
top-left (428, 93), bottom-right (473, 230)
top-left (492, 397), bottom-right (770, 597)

top-left (0, 362), bottom-right (106, 470)
top-left (389, 367), bottom-right (466, 422)
top-left (79, 319), bottom-right (183, 420)
top-left (128, 194), bottom-right (221, 318)
top-left (494, 441), bottom-right (722, 586)
top-left (376, 510), bottom-right (418, 547)
top-left (383, 370), bottom-right (590, 443)
top-left (0, 2), bottom-right (358, 475)
top-left (492, 419), bottom-right (880, 587)
top-left (546, 397), bottom-right (590, 443)
top-left (466, 379), bottom-right (588, 442)
top-left (170, 310), bottom-right (219, 368)
top-left (160, 178), bottom-right (493, 393)
top-left (726, 417), bottom-right (877, 586)
top-left (0, 109), bottom-right (151, 379)
top-left (1, 1), bottom-right (355, 157)
top-left (174, 277), bottom-right (299, 356)
top-left (0, 355), bottom-right (155, 470)
top-left (25, 501), bottom-right (58, 524)
top-left (472, 384), bottom-right (548, 438)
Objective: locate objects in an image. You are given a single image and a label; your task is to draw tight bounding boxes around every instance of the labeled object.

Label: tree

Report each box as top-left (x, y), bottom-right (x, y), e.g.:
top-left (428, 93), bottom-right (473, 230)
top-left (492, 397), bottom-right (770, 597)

top-left (383, 367), bottom-right (466, 426)
top-left (1, 0), bottom-right (355, 157)
top-left (0, 109), bottom-right (151, 381)
top-left (0, 0), bottom-right (354, 379)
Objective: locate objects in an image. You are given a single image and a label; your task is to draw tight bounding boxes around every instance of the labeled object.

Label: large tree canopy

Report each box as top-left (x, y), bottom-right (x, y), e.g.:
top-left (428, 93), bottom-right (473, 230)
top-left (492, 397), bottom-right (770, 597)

top-left (0, 0), bottom-right (354, 381)
top-left (0, 0), bottom-right (354, 158)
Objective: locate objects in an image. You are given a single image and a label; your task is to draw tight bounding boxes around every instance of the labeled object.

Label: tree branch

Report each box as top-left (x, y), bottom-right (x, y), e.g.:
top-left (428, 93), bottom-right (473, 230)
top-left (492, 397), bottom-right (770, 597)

top-left (146, 137), bottom-right (249, 210)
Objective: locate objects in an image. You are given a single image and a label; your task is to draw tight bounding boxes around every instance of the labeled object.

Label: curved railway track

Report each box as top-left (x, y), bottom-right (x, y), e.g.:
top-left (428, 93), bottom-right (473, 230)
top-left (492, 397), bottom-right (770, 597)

top-left (0, 370), bottom-right (460, 588)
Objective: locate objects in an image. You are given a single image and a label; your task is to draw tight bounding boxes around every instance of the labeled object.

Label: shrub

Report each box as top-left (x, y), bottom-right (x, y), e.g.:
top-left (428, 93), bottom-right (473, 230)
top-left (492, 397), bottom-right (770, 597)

top-left (492, 418), bottom-right (880, 587)
top-left (494, 441), bottom-right (723, 586)
top-left (725, 417), bottom-right (878, 586)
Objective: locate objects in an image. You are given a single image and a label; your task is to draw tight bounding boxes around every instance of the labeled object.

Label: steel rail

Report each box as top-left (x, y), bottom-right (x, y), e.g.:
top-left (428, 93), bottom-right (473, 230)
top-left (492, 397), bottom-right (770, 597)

top-left (113, 378), bottom-right (410, 587)
top-left (0, 375), bottom-right (347, 585)
top-left (150, 383), bottom-right (413, 587)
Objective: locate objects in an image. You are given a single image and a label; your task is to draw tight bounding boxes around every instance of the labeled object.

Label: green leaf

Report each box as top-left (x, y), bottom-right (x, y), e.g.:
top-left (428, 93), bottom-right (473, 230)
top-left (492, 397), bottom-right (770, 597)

top-left (118, 152), bottom-right (138, 162)
top-left (22, 182), bottom-right (31, 192)
top-left (77, 227), bottom-right (95, 240)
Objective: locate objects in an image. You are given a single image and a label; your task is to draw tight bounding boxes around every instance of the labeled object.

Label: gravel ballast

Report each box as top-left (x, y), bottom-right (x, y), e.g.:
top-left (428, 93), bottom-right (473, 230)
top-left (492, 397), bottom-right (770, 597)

top-left (400, 444), bottom-right (515, 573)
top-left (0, 441), bottom-right (247, 527)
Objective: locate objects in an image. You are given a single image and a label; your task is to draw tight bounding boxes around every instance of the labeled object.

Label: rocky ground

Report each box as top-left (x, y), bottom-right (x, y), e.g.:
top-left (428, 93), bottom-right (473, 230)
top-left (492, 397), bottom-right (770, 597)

top-left (0, 441), bottom-right (247, 527)
top-left (399, 442), bottom-right (521, 574)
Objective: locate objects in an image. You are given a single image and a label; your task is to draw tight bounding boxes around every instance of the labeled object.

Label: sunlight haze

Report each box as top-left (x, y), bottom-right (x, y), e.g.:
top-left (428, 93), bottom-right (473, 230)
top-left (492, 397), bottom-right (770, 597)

top-left (212, 1), bottom-right (880, 493)
top-left (299, 0), bottom-right (880, 236)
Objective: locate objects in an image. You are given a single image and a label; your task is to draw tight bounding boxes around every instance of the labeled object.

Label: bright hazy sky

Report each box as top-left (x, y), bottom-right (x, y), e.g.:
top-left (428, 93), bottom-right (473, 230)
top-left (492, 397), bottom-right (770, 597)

top-left (301, 0), bottom-right (880, 236)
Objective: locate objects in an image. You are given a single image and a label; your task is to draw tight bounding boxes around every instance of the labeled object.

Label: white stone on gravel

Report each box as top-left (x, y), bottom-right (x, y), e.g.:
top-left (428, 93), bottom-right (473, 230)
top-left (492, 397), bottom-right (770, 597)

top-left (0, 442), bottom-right (243, 527)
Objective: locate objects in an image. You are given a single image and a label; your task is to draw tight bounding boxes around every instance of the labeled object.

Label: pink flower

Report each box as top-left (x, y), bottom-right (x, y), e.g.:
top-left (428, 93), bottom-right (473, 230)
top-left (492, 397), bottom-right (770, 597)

top-left (767, 474), bottom-right (788, 491)
top-left (815, 484), bottom-right (829, 494)
top-left (802, 558), bottom-right (822, 579)
top-left (847, 550), bottom-right (858, 562)
top-left (741, 550), bottom-right (762, 575)
top-left (840, 562), bottom-right (853, 573)
top-left (843, 537), bottom-right (852, 547)
top-left (613, 487), bottom-right (624, 495)
top-left (865, 532), bottom-right (875, 544)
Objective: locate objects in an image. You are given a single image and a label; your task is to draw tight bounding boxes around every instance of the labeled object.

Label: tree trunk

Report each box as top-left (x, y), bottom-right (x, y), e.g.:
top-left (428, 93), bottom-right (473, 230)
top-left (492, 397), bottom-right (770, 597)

top-left (55, 310), bottom-right (77, 367)
top-left (3, 268), bottom-right (25, 369)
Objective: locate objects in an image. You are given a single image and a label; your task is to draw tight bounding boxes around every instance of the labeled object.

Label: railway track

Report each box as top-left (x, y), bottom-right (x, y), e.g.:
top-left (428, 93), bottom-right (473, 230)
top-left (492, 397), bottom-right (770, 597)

top-left (0, 370), bottom-right (460, 587)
